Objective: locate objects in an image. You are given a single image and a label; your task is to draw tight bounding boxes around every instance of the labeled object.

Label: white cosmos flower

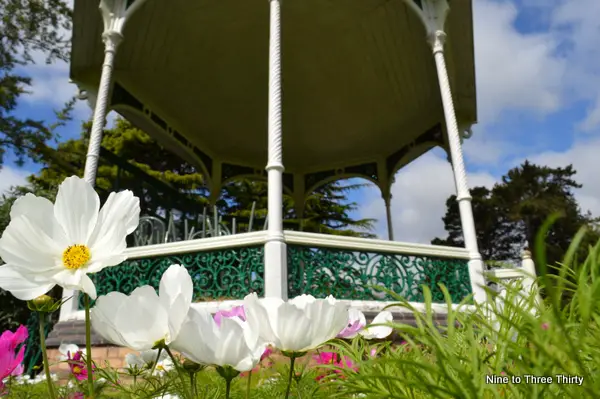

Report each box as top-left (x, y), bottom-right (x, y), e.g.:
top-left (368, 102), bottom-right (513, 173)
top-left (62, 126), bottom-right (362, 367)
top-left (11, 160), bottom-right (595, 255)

top-left (242, 293), bottom-right (349, 353)
top-left (58, 343), bottom-right (80, 361)
top-left (171, 307), bottom-right (265, 372)
top-left (338, 308), bottom-right (394, 340)
top-left (125, 349), bottom-right (173, 374)
top-left (91, 264), bottom-right (192, 350)
top-left (0, 176), bottom-right (140, 300)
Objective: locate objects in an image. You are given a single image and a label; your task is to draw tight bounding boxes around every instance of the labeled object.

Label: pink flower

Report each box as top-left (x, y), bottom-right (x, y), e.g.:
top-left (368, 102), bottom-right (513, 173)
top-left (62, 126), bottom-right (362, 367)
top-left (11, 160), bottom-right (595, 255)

top-left (0, 327), bottom-right (27, 392)
top-left (62, 392), bottom-right (84, 399)
top-left (313, 351), bottom-right (358, 381)
top-left (541, 322), bottom-right (549, 330)
top-left (260, 346), bottom-right (273, 361)
top-left (11, 363), bottom-right (23, 377)
top-left (0, 325), bottom-right (28, 353)
top-left (68, 351), bottom-right (94, 381)
top-left (213, 305), bottom-right (246, 327)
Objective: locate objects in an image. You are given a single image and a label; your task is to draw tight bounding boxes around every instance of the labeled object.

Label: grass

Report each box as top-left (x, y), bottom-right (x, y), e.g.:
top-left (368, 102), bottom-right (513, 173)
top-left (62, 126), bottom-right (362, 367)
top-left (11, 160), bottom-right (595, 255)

top-left (6, 222), bottom-right (600, 398)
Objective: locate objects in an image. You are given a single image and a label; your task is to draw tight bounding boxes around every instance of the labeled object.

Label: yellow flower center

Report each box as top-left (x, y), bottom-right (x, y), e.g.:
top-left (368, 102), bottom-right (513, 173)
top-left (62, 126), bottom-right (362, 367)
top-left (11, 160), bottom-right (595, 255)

top-left (62, 245), bottom-right (91, 270)
top-left (72, 366), bottom-right (82, 374)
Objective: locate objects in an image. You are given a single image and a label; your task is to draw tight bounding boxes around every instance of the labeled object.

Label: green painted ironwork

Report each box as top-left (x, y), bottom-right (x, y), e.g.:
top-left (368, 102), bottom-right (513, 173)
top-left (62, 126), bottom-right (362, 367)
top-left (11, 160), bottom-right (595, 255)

top-left (23, 312), bottom-right (54, 376)
top-left (287, 245), bottom-right (472, 303)
top-left (78, 247), bottom-right (264, 309)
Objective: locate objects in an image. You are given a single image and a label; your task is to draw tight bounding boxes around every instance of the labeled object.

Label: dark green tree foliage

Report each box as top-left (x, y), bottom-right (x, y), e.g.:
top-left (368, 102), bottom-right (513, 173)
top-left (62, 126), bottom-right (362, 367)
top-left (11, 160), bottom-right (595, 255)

top-left (25, 118), bottom-right (374, 238)
top-left (222, 179), bottom-right (376, 237)
top-left (0, 0), bottom-right (72, 167)
top-left (433, 161), bottom-right (599, 272)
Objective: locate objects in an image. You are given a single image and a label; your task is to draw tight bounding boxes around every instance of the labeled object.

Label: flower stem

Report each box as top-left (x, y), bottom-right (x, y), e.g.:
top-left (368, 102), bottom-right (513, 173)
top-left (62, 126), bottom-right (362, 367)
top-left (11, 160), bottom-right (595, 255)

top-left (189, 371), bottom-right (197, 398)
top-left (83, 294), bottom-right (94, 398)
top-left (38, 312), bottom-right (56, 399)
top-left (164, 346), bottom-right (191, 399)
top-left (284, 355), bottom-right (296, 399)
top-left (225, 377), bottom-right (232, 399)
top-left (246, 370), bottom-right (252, 399)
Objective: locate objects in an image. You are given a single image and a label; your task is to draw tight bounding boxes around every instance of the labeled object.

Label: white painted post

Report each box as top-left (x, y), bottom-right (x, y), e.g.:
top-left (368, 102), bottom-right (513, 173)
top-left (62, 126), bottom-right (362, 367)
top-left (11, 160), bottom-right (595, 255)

top-left (520, 250), bottom-right (542, 309)
top-left (383, 193), bottom-right (394, 241)
top-left (421, 0), bottom-right (487, 303)
top-left (59, 0), bottom-right (147, 322)
top-left (264, 0), bottom-right (288, 299)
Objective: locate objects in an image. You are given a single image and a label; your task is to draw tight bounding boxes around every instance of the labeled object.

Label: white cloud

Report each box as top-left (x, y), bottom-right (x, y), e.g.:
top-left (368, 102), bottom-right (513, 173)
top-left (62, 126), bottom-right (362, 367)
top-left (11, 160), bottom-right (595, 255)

top-left (473, 0), bottom-right (566, 125)
top-left (360, 149), bottom-right (496, 244)
top-left (0, 167), bottom-right (30, 195)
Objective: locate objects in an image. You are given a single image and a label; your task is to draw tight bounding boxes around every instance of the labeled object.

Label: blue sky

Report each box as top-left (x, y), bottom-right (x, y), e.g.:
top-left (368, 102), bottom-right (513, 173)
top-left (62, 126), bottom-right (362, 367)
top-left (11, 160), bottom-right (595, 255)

top-left (2, 0), bottom-right (600, 245)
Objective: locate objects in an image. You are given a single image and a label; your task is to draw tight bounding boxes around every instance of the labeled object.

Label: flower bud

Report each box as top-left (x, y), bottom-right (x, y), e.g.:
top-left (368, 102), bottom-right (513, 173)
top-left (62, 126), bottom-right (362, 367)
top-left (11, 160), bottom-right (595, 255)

top-left (27, 294), bottom-right (61, 313)
top-left (182, 359), bottom-right (205, 374)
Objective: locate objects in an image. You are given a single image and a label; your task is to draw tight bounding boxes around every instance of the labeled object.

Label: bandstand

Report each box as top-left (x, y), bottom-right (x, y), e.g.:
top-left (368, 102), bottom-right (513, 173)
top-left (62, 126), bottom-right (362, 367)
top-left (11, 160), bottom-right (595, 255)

top-left (42, 0), bottom-right (537, 372)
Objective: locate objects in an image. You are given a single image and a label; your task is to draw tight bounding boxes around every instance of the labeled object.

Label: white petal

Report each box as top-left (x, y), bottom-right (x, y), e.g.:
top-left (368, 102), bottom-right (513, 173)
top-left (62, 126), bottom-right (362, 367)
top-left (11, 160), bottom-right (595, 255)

top-left (91, 292), bottom-right (133, 347)
top-left (158, 265), bottom-right (193, 342)
top-left (115, 286), bottom-right (169, 350)
top-left (10, 194), bottom-right (68, 245)
top-left (87, 190), bottom-right (140, 265)
top-left (360, 311), bottom-right (393, 339)
top-left (140, 349), bottom-right (165, 365)
top-left (97, 191), bottom-right (140, 235)
top-left (53, 176), bottom-right (100, 244)
top-left (0, 265), bottom-right (55, 300)
top-left (58, 344), bottom-right (79, 357)
top-left (288, 294), bottom-right (316, 310)
top-left (215, 317), bottom-right (261, 371)
top-left (53, 269), bottom-right (92, 296)
top-left (275, 302), bottom-right (314, 351)
top-left (125, 353), bottom-right (144, 367)
top-left (80, 274), bottom-right (97, 300)
top-left (306, 298), bottom-right (349, 348)
top-left (0, 216), bottom-right (63, 274)
top-left (243, 294), bottom-right (282, 346)
top-left (171, 307), bottom-right (217, 366)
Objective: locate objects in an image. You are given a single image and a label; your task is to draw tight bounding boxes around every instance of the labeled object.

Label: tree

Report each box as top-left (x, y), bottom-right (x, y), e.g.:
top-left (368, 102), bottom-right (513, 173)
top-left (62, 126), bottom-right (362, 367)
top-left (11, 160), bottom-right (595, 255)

top-left (433, 161), bottom-right (599, 271)
top-left (26, 118), bottom-right (375, 238)
top-left (0, 0), bottom-right (73, 167)
top-left (432, 186), bottom-right (517, 262)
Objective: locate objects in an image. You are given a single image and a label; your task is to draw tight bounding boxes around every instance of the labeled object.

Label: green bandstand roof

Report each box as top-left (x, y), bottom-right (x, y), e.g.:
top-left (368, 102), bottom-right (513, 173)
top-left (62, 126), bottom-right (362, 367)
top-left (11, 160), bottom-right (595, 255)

top-left (70, 0), bottom-right (476, 195)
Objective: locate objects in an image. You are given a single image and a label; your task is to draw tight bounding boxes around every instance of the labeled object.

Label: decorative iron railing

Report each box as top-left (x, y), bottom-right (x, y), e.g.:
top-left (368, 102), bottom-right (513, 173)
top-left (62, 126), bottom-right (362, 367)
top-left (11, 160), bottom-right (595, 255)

top-left (285, 232), bottom-right (472, 304)
top-left (72, 231), bottom-right (474, 311)
top-left (78, 234), bottom-right (266, 309)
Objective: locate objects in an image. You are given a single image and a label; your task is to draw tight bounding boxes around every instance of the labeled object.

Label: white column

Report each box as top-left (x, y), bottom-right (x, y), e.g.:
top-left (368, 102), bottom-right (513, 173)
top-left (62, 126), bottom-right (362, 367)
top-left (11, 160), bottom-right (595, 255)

top-left (60, 0), bottom-right (145, 322)
top-left (264, 0), bottom-right (288, 299)
top-left (429, 30), bottom-right (487, 303)
top-left (383, 193), bottom-right (394, 241)
top-left (520, 250), bottom-right (541, 309)
top-left (83, 31), bottom-right (122, 184)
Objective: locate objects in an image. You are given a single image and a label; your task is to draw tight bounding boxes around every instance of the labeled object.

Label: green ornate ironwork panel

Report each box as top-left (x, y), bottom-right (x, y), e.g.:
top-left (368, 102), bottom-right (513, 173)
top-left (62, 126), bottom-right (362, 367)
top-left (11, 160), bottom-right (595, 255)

top-left (287, 245), bottom-right (472, 304)
top-left (78, 247), bottom-right (264, 309)
top-left (23, 312), bottom-right (54, 376)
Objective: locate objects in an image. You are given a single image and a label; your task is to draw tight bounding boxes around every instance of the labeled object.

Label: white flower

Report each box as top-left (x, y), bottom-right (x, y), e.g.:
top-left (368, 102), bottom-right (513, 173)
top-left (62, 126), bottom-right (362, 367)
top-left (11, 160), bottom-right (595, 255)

top-left (91, 264), bottom-right (192, 350)
top-left (242, 293), bottom-right (349, 353)
top-left (171, 307), bottom-right (265, 372)
top-left (125, 349), bottom-right (173, 374)
top-left (359, 311), bottom-right (393, 340)
top-left (0, 176), bottom-right (140, 300)
top-left (338, 308), bottom-right (394, 339)
top-left (58, 343), bottom-right (80, 361)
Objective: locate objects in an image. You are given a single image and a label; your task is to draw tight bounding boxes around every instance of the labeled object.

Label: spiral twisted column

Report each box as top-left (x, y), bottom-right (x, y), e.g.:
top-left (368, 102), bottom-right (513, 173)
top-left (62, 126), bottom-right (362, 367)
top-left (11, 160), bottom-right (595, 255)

top-left (83, 31), bottom-right (122, 186)
top-left (264, 0), bottom-right (288, 299)
top-left (429, 30), bottom-right (487, 303)
top-left (61, 0), bottom-right (144, 323)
